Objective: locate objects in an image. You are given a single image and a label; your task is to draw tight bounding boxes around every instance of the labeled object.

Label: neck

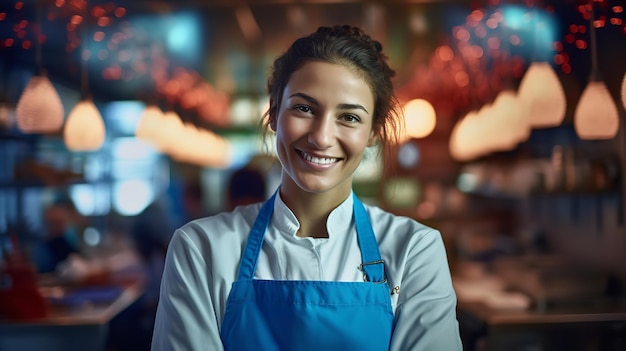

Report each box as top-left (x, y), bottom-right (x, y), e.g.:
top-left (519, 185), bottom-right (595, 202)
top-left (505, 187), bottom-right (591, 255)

top-left (279, 183), bottom-right (351, 239)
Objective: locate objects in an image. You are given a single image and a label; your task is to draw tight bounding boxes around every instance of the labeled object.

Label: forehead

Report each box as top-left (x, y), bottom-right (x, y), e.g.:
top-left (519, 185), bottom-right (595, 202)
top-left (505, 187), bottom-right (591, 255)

top-left (283, 61), bottom-right (375, 110)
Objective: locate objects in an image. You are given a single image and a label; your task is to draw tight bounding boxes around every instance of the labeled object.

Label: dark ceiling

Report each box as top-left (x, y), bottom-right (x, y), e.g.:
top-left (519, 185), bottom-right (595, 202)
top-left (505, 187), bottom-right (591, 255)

top-left (1, 0), bottom-right (625, 125)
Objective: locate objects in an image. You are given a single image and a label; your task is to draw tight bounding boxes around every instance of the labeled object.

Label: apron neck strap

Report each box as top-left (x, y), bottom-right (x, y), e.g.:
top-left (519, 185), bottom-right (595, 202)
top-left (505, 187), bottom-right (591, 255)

top-left (352, 193), bottom-right (385, 283)
top-left (236, 191), bottom-right (385, 283)
top-left (236, 191), bottom-right (277, 280)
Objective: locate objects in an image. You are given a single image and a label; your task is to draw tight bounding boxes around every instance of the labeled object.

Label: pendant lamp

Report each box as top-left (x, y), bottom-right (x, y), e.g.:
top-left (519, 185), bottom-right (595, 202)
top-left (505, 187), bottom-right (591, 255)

top-left (64, 1), bottom-right (106, 151)
top-left (64, 98), bottom-right (106, 151)
top-left (16, 72), bottom-right (65, 133)
top-left (153, 109), bottom-right (186, 154)
top-left (490, 90), bottom-right (530, 150)
top-left (16, 5), bottom-right (64, 134)
top-left (450, 111), bottom-right (482, 162)
top-left (170, 123), bottom-right (232, 167)
top-left (135, 104), bottom-right (165, 149)
top-left (574, 2), bottom-right (619, 140)
top-left (400, 98), bottom-right (436, 143)
top-left (517, 4), bottom-right (566, 129)
top-left (517, 62), bottom-right (567, 128)
top-left (575, 81), bottom-right (619, 139)
top-left (473, 104), bottom-right (496, 156)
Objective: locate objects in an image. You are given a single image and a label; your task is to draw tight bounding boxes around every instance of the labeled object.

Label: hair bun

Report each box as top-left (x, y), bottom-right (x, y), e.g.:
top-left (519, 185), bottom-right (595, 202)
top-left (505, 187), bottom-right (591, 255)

top-left (373, 41), bottom-right (383, 53)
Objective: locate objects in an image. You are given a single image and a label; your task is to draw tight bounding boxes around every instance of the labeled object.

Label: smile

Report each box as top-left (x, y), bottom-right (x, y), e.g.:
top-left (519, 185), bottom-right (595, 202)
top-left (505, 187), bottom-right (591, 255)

top-left (299, 151), bottom-right (340, 165)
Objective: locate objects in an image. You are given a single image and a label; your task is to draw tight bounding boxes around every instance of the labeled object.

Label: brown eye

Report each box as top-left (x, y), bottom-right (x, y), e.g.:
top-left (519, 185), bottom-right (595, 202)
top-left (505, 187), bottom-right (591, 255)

top-left (294, 104), bottom-right (312, 113)
top-left (340, 114), bottom-right (361, 123)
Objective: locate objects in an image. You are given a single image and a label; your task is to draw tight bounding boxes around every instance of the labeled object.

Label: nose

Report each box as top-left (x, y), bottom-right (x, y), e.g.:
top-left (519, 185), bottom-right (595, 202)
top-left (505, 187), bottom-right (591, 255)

top-left (307, 114), bottom-right (335, 149)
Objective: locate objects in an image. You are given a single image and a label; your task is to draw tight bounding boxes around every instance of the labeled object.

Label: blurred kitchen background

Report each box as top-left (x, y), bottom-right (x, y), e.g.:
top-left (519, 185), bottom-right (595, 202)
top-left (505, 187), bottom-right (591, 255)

top-left (1, 0), bottom-right (626, 350)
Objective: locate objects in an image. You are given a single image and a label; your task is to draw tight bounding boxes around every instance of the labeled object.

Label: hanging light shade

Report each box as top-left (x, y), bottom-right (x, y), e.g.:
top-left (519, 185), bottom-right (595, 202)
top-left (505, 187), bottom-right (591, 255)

top-left (473, 104), bottom-right (497, 156)
top-left (171, 123), bottom-right (232, 167)
top-left (135, 104), bottom-right (165, 149)
top-left (16, 74), bottom-right (65, 134)
top-left (194, 127), bottom-right (232, 167)
top-left (63, 98), bottom-right (106, 151)
top-left (517, 62), bottom-right (567, 129)
top-left (153, 110), bottom-right (186, 155)
top-left (574, 80), bottom-right (619, 140)
top-left (574, 2), bottom-right (620, 141)
top-left (449, 111), bottom-right (483, 162)
top-left (490, 90), bottom-right (531, 151)
top-left (400, 98), bottom-right (437, 142)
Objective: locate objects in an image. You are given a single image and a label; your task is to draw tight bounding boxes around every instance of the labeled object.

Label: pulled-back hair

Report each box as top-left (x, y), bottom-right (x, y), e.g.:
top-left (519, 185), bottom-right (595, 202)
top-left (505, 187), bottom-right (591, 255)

top-left (263, 25), bottom-right (401, 145)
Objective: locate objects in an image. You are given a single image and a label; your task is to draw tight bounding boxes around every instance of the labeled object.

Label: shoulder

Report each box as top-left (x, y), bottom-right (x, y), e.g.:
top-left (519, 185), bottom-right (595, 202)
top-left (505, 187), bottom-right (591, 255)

top-left (362, 202), bottom-right (445, 264)
top-left (362, 203), bottom-right (453, 301)
top-left (171, 202), bottom-right (263, 255)
top-left (363, 203), bottom-right (439, 242)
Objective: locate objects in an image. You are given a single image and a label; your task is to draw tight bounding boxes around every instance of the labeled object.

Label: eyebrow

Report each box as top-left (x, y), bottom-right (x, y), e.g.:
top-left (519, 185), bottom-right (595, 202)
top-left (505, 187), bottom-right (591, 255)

top-left (288, 92), bottom-right (369, 114)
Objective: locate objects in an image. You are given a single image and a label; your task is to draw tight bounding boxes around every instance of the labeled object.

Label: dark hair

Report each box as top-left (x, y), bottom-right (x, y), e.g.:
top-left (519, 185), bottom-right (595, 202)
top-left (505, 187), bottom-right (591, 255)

top-left (262, 25), bottom-right (401, 145)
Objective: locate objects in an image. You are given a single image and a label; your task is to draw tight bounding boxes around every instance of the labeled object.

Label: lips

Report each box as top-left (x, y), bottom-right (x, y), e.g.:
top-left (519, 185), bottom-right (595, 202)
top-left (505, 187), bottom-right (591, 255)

top-left (298, 150), bottom-right (341, 166)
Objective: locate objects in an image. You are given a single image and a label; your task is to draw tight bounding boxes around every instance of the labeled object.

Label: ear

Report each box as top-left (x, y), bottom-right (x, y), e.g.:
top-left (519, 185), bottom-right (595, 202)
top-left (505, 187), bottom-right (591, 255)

top-left (268, 98), bottom-right (277, 132)
top-left (269, 116), bottom-right (277, 133)
top-left (367, 124), bottom-right (380, 147)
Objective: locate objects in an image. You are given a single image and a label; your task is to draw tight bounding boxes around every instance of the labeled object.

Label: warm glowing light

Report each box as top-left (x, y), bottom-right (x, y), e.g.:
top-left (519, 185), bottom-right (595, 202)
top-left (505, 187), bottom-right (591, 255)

top-left (450, 111), bottom-right (484, 161)
top-left (436, 46), bottom-right (454, 61)
top-left (153, 110), bottom-right (186, 154)
top-left (170, 124), bottom-right (232, 167)
top-left (16, 74), bottom-right (64, 134)
top-left (473, 104), bottom-right (496, 155)
top-left (490, 90), bottom-right (530, 150)
top-left (114, 8), bottom-right (126, 18)
top-left (70, 15), bottom-right (83, 25)
top-left (97, 17), bottom-right (111, 27)
top-left (63, 99), bottom-right (106, 151)
top-left (574, 80), bottom-right (620, 140)
top-left (135, 106), bottom-right (205, 160)
top-left (400, 99), bottom-right (437, 142)
top-left (455, 71), bottom-right (470, 87)
top-left (517, 62), bottom-right (567, 128)
top-left (135, 104), bottom-right (164, 148)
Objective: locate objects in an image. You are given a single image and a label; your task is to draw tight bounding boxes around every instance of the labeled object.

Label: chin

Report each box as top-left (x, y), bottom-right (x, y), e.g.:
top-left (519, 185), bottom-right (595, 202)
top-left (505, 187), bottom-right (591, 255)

top-left (295, 176), bottom-right (351, 195)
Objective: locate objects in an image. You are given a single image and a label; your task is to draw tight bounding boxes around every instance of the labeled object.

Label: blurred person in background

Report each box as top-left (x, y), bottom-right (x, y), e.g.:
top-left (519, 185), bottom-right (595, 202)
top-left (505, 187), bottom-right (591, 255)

top-left (33, 195), bottom-right (85, 274)
top-left (181, 178), bottom-right (207, 223)
top-left (226, 164), bottom-right (267, 211)
top-left (108, 199), bottom-right (174, 351)
top-left (152, 25), bottom-right (461, 350)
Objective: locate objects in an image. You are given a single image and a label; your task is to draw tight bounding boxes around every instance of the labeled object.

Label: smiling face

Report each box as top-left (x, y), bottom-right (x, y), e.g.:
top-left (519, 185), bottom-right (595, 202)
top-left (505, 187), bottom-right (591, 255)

top-left (271, 61), bottom-right (377, 202)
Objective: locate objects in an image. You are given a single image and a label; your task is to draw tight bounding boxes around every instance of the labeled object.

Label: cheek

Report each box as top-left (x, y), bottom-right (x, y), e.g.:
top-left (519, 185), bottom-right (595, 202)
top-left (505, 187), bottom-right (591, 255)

top-left (277, 115), bottom-right (306, 140)
top-left (346, 131), bottom-right (373, 156)
top-left (274, 120), bottom-right (297, 153)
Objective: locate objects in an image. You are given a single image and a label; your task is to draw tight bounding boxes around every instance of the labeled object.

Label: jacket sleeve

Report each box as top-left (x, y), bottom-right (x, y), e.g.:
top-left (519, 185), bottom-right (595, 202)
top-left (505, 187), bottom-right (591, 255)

top-left (151, 229), bottom-right (225, 351)
top-left (389, 229), bottom-right (462, 351)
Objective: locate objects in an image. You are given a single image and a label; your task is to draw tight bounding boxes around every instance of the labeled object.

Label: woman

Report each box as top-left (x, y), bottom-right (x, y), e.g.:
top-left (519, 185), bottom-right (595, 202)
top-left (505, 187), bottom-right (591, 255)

top-left (152, 25), bottom-right (462, 350)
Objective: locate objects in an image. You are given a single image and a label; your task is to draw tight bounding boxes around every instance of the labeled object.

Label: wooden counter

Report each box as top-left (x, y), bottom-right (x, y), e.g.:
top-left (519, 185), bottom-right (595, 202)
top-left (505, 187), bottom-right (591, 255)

top-left (455, 279), bottom-right (626, 351)
top-left (0, 279), bottom-right (144, 351)
top-left (458, 299), bottom-right (626, 326)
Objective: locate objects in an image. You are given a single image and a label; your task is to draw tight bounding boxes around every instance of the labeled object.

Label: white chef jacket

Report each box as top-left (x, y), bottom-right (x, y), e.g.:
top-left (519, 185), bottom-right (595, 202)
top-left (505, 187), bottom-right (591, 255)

top-left (152, 191), bottom-right (462, 351)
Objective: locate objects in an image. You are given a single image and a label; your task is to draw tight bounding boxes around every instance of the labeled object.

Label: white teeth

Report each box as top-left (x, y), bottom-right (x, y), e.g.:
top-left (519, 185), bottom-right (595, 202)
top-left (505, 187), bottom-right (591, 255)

top-left (302, 152), bottom-right (337, 165)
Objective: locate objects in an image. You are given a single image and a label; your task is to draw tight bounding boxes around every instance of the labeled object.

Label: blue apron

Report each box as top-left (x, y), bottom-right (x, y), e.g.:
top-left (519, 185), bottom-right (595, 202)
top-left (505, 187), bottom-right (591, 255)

top-left (220, 192), bottom-right (394, 350)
